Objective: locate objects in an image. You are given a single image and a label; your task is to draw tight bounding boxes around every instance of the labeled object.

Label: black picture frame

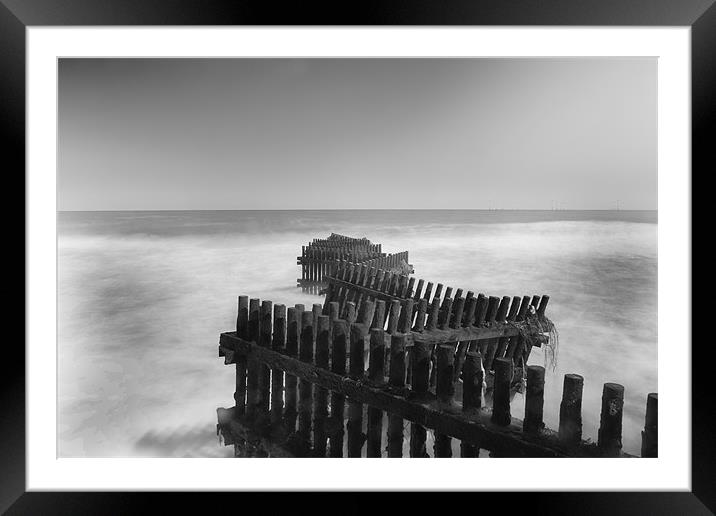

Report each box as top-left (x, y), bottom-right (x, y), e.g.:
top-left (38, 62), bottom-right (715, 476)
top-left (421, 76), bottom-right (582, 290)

top-left (4, 1), bottom-right (710, 514)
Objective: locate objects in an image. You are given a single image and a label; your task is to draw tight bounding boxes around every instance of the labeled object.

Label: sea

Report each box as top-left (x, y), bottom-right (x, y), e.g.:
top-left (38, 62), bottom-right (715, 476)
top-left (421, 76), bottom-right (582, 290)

top-left (57, 210), bottom-right (657, 457)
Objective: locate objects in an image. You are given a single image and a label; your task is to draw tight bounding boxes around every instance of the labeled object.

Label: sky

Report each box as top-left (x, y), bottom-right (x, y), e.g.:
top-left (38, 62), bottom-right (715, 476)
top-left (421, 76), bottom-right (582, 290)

top-left (58, 58), bottom-right (657, 211)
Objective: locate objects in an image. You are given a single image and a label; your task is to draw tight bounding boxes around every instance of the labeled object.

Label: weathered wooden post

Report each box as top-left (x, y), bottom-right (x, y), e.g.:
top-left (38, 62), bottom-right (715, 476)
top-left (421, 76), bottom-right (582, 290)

top-left (506, 295), bottom-right (531, 361)
top-left (329, 301), bottom-right (340, 323)
top-left (522, 296), bottom-right (541, 364)
top-left (371, 299), bottom-right (386, 330)
top-left (478, 296), bottom-right (500, 359)
top-left (270, 304), bottom-right (286, 425)
top-left (386, 299), bottom-right (401, 334)
top-left (485, 296), bottom-right (510, 371)
top-left (468, 294), bottom-right (488, 353)
top-left (437, 297), bottom-right (453, 330)
top-left (400, 299), bottom-right (414, 384)
top-left (426, 297), bottom-right (441, 331)
top-left (374, 269), bottom-right (385, 298)
top-left (301, 246), bottom-right (306, 290)
top-left (399, 299), bottom-right (414, 333)
top-left (461, 351), bottom-right (483, 457)
top-left (359, 299), bottom-right (376, 329)
top-left (258, 300), bottom-right (273, 416)
top-left (298, 311), bottom-right (314, 450)
top-left (234, 296), bottom-right (249, 416)
top-left (462, 352), bottom-right (483, 412)
top-left (491, 357), bottom-right (512, 426)
top-left (337, 264), bottom-right (354, 309)
top-left (313, 315), bottom-right (330, 457)
top-left (406, 277), bottom-right (416, 299)
top-left (427, 297), bottom-right (441, 388)
top-left (423, 282), bottom-right (434, 304)
top-left (537, 295), bottom-right (550, 316)
top-left (454, 295), bottom-right (477, 382)
top-left (434, 344), bottom-right (456, 457)
top-left (345, 301), bottom-right (357, 325)
top-left (312, 303), bottom-right (322, 331)
top-left (448, 296), bottom-right (465, 382)
top-left (451, 296), bottom-right (465, 331)
top-left (351, 265), bottom-right (365, 306)
top-left (367, 328), bottom-right (386, 457)
top-left (495, 296), bottom-right (521, 358)
top-left (558, 374), bottom-right (584, 446)
top-left (347, 323), bottom-right (367, 457)
top-left (409, 340), bottom-right (430, 458)
top-left (413, 298), bottom-right (428, 332)
top-left (523, 365), bottom-right (545, 434)
top-left (284, 307), bottom-right (299, 431)
top-left (329, 320), bottom-right (348, 457)
top-left (641, 393), bottom-right (658, 457)
top-left (413, 279), bottom-right (425, 303)
top-left (388, 333), bottom-right (407, 457)
top-left (436, 344), bottom-right (456, 404)
top-left (598, 383), bottom-right (625, 456)
top-left (246, 298), bottom-right (261, 418)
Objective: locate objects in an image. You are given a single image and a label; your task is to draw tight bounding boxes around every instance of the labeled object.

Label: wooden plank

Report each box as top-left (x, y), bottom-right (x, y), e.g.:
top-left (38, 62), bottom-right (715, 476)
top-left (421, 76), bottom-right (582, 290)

top-left (411, 323), bottom-right (520, 345)
top-left (220, 320), bottom-right (522, 357)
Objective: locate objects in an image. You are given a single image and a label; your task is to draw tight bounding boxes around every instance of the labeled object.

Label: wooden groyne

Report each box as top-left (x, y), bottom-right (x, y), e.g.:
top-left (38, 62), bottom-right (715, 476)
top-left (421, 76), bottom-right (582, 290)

top-left (297, 233), bottom-right (412, 294)
top-left (217, 286), bottom-right (657, 458)
top-left (321, 262), bottom-right (551, 388)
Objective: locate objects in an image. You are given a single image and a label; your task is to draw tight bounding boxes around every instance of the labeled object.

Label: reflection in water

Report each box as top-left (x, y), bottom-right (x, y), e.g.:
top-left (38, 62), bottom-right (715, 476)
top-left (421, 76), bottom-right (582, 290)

top-left (58, 210), bottom-right (656, 457)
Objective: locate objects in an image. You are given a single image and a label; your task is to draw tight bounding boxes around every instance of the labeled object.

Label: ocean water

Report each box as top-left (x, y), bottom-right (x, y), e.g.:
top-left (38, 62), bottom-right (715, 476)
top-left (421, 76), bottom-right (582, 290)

top-left (57, 210), bottom-right (657, 457)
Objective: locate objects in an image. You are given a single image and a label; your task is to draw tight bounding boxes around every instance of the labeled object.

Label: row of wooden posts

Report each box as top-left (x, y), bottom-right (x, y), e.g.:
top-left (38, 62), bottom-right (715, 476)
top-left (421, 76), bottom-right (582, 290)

top-left (347, 251), bottom-right (411, 274)
top-left (217, 292), bottom-right (658, 458)
top-left (322, 262), bottom-right (549, 381)
top-left (298, 249), bottom-right (385, 287)
top-left (310, 233), bottom-right (383, 251)
top-left (297, 233), bottom-right (411, 294)
top-left (298, 234), bottom-right (385, 294)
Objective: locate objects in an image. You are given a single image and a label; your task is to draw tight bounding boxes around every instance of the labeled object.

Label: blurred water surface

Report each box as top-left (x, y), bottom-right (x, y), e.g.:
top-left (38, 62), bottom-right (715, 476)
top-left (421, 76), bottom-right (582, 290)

top-left (58, 209), bottom-right (657, 457)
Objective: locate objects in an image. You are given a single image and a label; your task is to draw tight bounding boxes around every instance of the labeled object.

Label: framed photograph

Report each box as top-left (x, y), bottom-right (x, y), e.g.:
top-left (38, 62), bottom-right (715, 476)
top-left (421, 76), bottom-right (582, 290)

top-left (5, 0), bottom-right (709, 513)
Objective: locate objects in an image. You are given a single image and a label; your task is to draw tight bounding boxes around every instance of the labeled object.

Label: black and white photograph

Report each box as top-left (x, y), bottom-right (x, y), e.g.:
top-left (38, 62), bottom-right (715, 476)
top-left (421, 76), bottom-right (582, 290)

top-left (2, 1), bottom-right (709, 508)
top-left (57, 57), bottom-right (658, 460)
